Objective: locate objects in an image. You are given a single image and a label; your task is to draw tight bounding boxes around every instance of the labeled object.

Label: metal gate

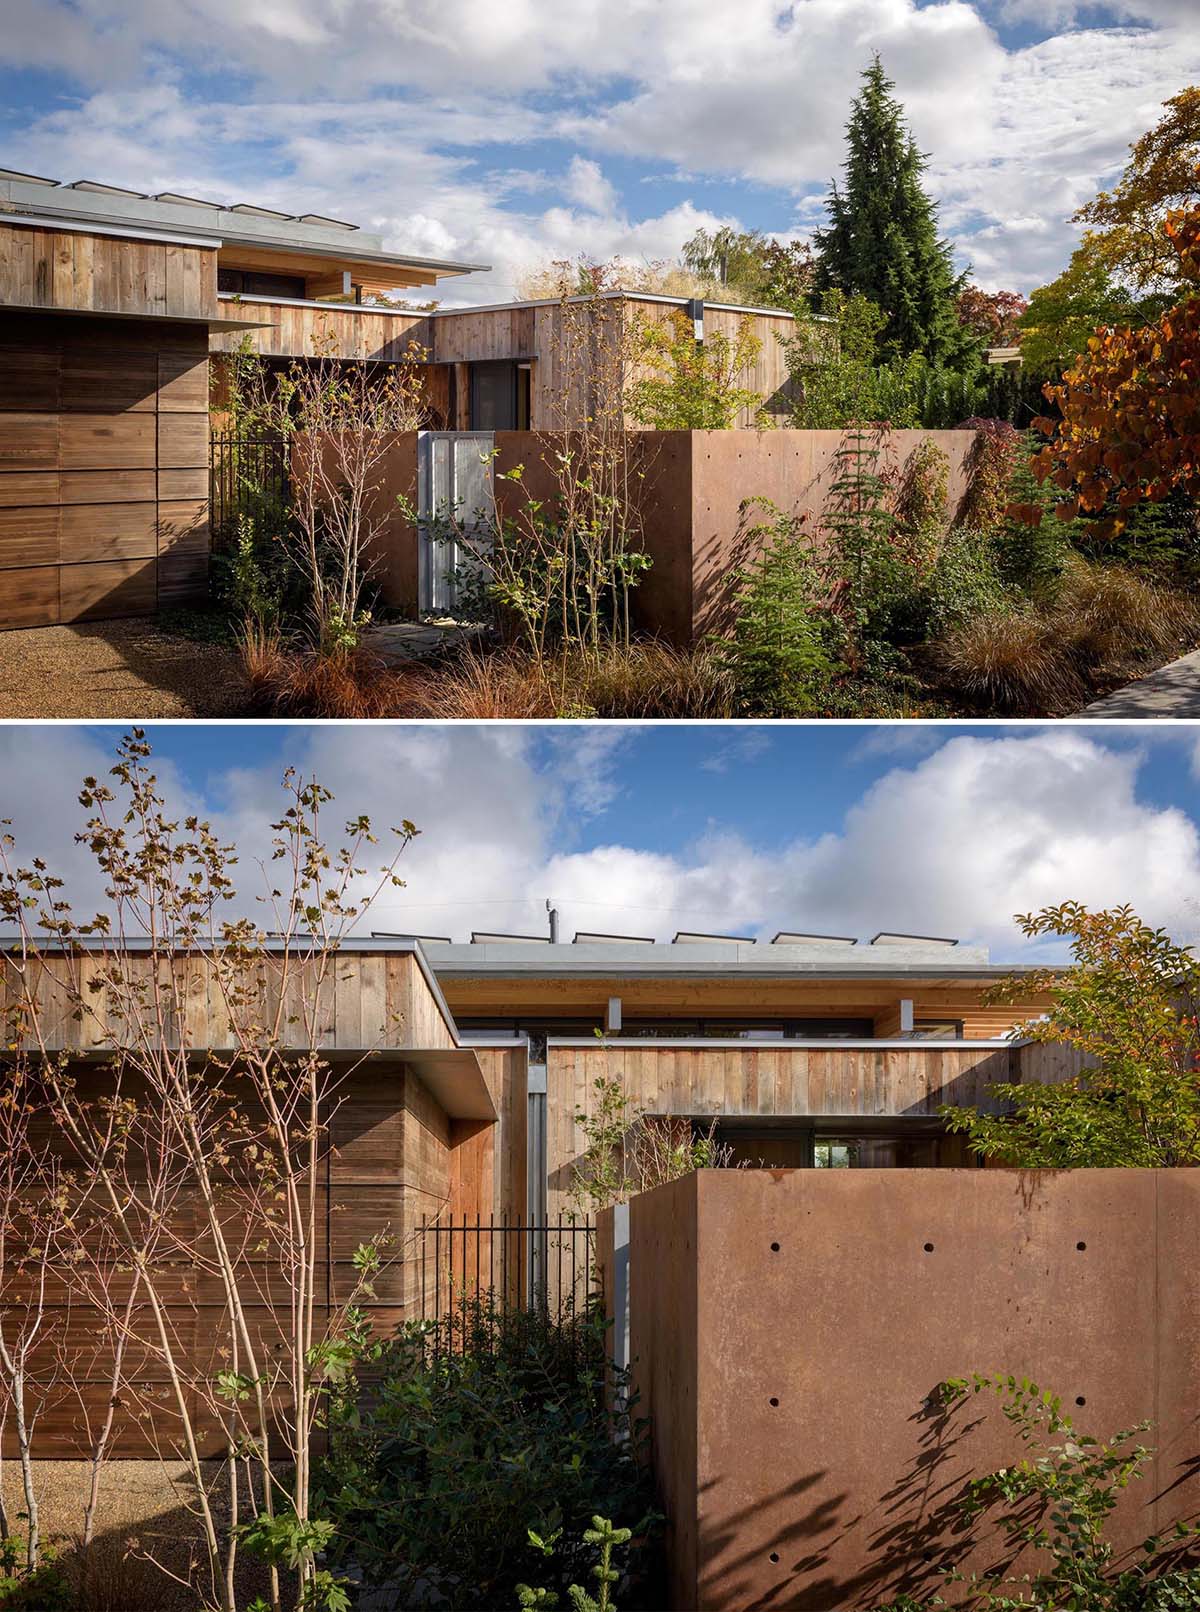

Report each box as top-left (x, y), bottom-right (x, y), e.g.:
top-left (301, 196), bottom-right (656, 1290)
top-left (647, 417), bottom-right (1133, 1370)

top-left (416, 430), bottom-right (495, 616)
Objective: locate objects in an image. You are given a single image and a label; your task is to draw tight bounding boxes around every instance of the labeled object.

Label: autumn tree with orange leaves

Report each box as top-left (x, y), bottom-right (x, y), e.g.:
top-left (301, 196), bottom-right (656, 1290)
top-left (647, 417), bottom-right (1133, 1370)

top-left (1021, 190), bottom-right (1200, 537)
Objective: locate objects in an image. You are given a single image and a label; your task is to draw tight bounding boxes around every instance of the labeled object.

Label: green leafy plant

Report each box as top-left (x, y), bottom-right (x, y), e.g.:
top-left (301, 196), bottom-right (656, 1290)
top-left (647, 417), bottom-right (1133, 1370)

top-left (943, 902), bottom-right (1200, 1166)
top-left (313, 1298), bottom-right (660, 1611)
top-left (626, 309), bottom-right (767, 429)
top-left (877, 1373), bottom-right (1200, 1610)
top-left (713, 500), bottom-right (839, 716)
top-left (570, 1071), bottom-right (733, 1215)
top-left (517, 1516), bottom-right (634, 1612)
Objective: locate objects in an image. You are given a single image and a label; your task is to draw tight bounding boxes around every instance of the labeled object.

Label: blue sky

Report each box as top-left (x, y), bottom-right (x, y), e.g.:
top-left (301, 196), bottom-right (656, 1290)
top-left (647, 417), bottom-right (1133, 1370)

top-left (2, 0), bottom-right (1197, 300)
top-left (4, 722), bottom-right (1198, 958)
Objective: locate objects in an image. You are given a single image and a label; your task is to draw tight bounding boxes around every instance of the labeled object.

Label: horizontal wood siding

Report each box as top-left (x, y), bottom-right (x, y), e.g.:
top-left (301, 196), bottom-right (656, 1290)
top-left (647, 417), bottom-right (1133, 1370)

top-left (0, 313), bottom-right (209, 627)
top-left (545, 1042), bottom-right (1019, 1217)
top-left (0, 224), bottom-right (217, 321)
top-left (4, 1063), bottom-right (458, 1458)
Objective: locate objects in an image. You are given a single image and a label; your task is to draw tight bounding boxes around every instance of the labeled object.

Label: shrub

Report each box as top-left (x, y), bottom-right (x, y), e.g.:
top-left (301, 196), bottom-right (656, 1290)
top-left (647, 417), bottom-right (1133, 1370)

top-left (955, 421), bottom-right (1021, 533)
top-left (315, 1300), bottom-right (660, 1611)
top-left (931, 606), bottom-right (1086, 715)
top-left (627, 309), bottom-right (766, 428)
top-left (877, 1372), bottom-right (1200, 1611)
top-left (894, 440), bottom-right (949, 535)
top-left (908, 525), bottom-right (1009, 640)
top-left (715, 501), bottom-right (839, 716)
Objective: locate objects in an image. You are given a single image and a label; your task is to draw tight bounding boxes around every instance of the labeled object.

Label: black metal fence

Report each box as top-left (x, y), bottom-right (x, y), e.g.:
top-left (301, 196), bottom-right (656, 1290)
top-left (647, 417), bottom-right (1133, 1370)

top-left (209, 430), bottom-right (290, 543)
top-left (416, 1214), bottom-right (596, 1330)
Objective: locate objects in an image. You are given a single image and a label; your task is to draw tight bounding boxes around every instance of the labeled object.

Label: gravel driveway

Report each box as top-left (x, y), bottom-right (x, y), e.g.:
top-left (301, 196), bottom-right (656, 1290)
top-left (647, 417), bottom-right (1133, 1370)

top-left (0, 618), bottom-right (251, 719)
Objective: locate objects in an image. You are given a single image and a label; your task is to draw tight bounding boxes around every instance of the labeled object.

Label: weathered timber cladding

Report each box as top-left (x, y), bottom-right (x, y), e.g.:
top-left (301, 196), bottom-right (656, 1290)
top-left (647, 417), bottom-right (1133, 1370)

top-left (1, 948), bottom-right (456, 1053)
top-left (0, 313), bottom-right (209, 627)
top-left (546, 1042), bottom-right (1018, 1216)
top-left (209, 298), bottom-right (432, 362)
top-left (3, 1063), bottom-right (469, 1458)
top-left (0, 223), bottom-right (216, 321)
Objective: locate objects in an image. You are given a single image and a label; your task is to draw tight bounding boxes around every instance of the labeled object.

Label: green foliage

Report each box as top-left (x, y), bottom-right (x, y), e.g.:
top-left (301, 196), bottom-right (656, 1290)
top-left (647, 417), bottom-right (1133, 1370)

top-left (821, 427), bottom-right (908, 657)
top-left (517, 1516), bottom-right (634, 1612)
top-left (680, 228), bottom-right (814, 310)
top-left (713, 500), bottom-right (839, 716)
top-left (906, 526), bottom-right (1010, 640)
top-left (994, 435), bottom-right (1076, 589)
top-left (1017, 255), bottom-right (1169, 380)
top-left (895, 439), bottom-right (949, 534)
top-left (813, 57), bottom-right (977, 369)
top-left (0, 1543), bottom-right (72, 1611)
top-left (626, 310), bottom-right (767, 428)
top-left (314, 1299), bottom-right (660, 1611)
top-left (877, 1373), bottom-right (1200, 1611)
top-left (570, 1072), bottom-right (727, 1213)
top-left (943, 902), bottom-right (1200, 1166)
top-left (784, 302), bottom-right (1042, 430)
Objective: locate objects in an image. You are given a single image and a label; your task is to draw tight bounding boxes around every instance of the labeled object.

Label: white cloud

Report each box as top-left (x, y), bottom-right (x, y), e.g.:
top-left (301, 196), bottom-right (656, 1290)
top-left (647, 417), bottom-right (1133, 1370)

top-left (2, 0), bottom-right (1197, 297)
top-left (1, 729), bottom-right (1194, 963)
top-left (537, 732), bottom-right (1200, 953)
top-left (564, 157), bottom-right (618, 217)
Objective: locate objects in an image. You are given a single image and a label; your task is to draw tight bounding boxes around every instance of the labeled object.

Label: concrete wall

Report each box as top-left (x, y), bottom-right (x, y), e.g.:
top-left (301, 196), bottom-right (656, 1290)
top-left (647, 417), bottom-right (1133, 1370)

top-left (616, 1169), bottom-right (1200, 1611)
top-left (375, 427), bottom-right (981, 644)
top-left (688, 428), bottom-right (978, 641)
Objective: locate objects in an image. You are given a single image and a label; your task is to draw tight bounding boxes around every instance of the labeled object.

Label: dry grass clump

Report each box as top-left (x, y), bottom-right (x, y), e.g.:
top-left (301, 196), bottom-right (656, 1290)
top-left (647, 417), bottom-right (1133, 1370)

top-left (240, 630), bottom-right (735, 720)
top-left (932, 607), bottom-right (1088, 715)
top-left (66, 1536), bottom-right (176, 1612)
top-left (402, 648), bottom-right (559, 719)
top-left (568, 639), bottom-right (734, 719)
top-left (1052, 560), bottom-right (1200, 665)
top-left (240, 622), bottom-right (418, 718)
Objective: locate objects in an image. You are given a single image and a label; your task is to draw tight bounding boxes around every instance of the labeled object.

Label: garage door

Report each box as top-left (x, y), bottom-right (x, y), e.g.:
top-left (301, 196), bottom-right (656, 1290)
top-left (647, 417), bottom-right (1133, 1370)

top-left (0, 313), bottom-right (210, 629)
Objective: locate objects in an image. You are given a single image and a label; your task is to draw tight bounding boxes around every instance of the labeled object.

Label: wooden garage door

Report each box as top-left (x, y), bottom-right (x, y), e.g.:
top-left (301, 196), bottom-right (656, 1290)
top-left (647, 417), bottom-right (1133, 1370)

top-left (0, 314), bottom-right (210, 629)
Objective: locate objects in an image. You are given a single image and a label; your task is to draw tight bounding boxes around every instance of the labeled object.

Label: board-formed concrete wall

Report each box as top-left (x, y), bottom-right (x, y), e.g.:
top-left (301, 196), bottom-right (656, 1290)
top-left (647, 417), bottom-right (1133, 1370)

top-left (616, 1168), bottom-right (1200, 1611)
top-left (375, 428), bottom-right (981, 644)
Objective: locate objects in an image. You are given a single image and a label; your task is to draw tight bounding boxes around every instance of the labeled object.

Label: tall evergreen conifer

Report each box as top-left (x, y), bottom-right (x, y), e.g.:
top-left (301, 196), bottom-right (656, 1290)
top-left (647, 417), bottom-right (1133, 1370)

top-left (814, 57), bottom-right (976, 369)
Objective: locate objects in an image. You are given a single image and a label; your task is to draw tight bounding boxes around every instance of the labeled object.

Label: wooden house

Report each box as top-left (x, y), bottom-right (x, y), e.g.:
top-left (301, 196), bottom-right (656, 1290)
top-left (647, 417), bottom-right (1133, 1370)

top-left (0, 928), bottom-right (1076, 1459)
top-left (0, 170), bottom-right (819, 632)
top-left (0, 170), bottom-right (484, 629)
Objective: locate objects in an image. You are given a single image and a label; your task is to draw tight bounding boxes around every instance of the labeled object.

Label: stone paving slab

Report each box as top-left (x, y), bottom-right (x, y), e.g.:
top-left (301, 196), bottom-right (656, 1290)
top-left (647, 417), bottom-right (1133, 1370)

top-left (362, 619), bottom-right (483, 663)
top-left (1078, 646), bottom-right (1200, 719)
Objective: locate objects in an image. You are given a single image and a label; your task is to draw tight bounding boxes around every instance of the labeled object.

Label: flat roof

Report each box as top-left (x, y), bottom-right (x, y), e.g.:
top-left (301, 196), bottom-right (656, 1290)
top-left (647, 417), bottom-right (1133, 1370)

top-left (0, 173), bottom-right (488, 280)
top-left (430, 289), bottom-right (824, 321)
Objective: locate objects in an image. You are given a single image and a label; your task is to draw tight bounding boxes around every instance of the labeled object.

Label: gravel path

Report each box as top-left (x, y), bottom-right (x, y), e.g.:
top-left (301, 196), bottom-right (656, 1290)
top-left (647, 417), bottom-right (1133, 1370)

top-left (0, 618), bottom-right (251, 719)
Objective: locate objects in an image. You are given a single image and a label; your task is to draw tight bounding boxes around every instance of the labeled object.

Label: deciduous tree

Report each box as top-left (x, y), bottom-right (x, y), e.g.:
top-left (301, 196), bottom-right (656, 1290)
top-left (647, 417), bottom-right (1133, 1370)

top-left (1023, 197), bottom-right (1200, 533)
top-left (1074, 84), bottom-right (1200, 296)
top-left (942, 902), bottom-right (1200, 1167)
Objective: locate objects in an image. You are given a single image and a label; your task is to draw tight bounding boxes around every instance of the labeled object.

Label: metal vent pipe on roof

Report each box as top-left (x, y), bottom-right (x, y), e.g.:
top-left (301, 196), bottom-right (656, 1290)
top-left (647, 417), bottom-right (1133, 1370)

top-left (546, 900), bottom-right (560, 943)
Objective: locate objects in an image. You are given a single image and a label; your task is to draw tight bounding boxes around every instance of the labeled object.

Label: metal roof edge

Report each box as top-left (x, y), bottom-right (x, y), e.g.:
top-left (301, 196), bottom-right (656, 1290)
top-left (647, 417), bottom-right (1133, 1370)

top-left (546, 1036), bottom-right (1019, 1050)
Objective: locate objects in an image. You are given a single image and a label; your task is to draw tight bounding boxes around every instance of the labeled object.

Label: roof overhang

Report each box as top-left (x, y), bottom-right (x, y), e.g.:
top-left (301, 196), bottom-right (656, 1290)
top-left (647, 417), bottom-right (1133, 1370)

top-left (404, 1047), bottom-right (496, 1120)
top-left (0, 300), bottom-right (273, 331)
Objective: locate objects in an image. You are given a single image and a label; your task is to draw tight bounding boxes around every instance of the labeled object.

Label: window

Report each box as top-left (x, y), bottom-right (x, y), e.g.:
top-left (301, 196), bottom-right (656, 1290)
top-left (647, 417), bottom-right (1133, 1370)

top-left (813, 1142), bottom-right (855, 1169)
top-left (910, 1019), bottom-right (964, 1040)
top-left (470, 361), bottom-right (518, 429)
top-left (789, 1019), bottom-right (874, 1039)
top-left (218, 267), bottom-right (308, 299)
